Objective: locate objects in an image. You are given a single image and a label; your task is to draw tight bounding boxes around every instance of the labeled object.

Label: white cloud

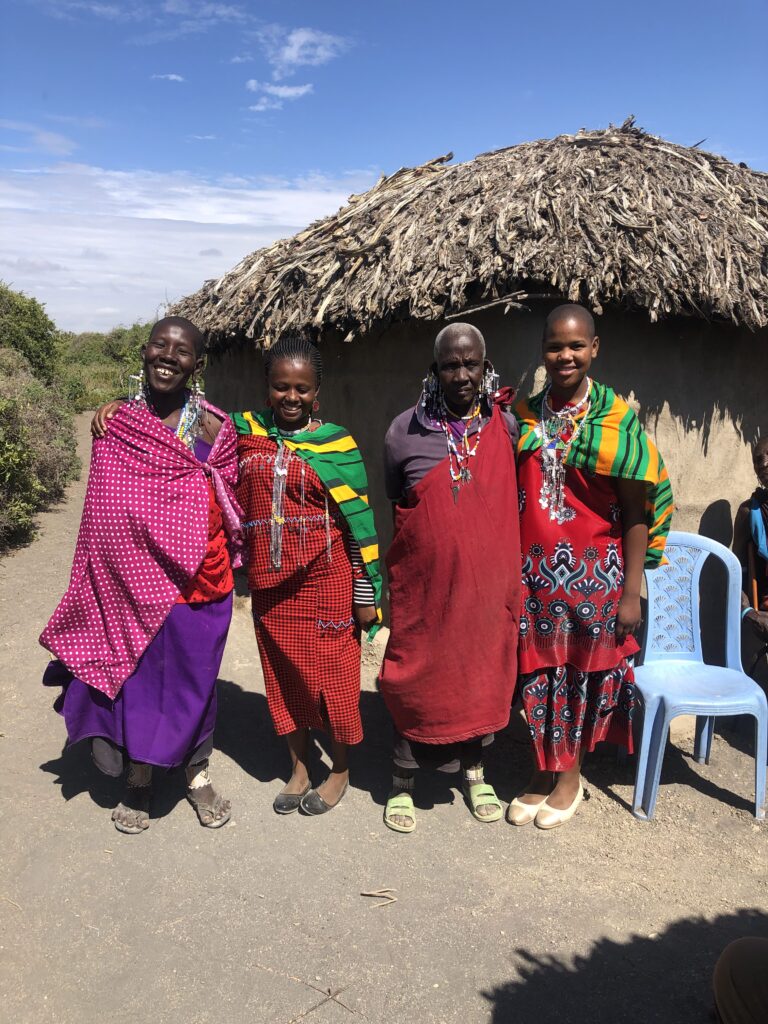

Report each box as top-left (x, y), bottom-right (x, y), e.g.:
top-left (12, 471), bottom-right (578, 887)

top-left (151, 73), bottom-right (185, 82)
top-left (256, 25), bottom-right (350, 79)
top-left (245, 80), bottom-right (313, 113)
top-left (188, 134), bottom-right (217, 141)
top-left (0, 162), bottom-right (379, 331)
top-left (246, 80), bottom-right (313, 99)
top-left (46, 114), bottom-right (108, 129)
top-left (0, 120), bottom-right (77, 156)
top-left (229, 53), bottom-right (252, 63)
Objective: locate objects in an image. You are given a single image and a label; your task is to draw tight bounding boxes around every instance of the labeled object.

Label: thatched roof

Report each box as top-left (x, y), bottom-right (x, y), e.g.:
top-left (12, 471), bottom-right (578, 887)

top-left (174, 118), bottom-right (768, 349)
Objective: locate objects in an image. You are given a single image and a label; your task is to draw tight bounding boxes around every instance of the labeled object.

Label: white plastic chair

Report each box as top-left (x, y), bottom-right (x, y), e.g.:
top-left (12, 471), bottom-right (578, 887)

top-left (633, 531), bottom-right (767, 820)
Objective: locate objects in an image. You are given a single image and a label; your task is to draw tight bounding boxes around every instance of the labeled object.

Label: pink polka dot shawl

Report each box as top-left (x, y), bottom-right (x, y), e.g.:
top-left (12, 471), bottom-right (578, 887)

top-left (39, 400), bottom-right (243, 699)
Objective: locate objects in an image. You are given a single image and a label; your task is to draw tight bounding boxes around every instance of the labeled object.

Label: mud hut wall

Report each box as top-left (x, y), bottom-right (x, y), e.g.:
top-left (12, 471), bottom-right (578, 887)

top-left (206, 308), bottom-right (766, 558)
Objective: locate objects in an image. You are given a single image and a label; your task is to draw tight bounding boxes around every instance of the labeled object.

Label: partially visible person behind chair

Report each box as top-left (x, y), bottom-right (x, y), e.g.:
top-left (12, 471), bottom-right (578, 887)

top-left (712, 937), bottom-right (768, 1023)
top-left (733, 438), bottom-right (768, 683)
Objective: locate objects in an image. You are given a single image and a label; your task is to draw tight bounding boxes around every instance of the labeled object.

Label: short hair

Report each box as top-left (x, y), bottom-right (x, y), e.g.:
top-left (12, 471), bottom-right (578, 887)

top-left (543, 303), bottom-right (596, 340)
top-left (263, 332), bottom-right (323, 386)
top-left (151, 315), bottom-right (205, 356)
top-left (433, 322), bottom-right (486, 363)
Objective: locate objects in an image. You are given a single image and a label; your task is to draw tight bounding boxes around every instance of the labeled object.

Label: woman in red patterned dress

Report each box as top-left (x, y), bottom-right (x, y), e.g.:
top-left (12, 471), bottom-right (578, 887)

top-left (510, 304), bottom-right (666, 830)
top-left (234, 336), bottom-right (381, 815)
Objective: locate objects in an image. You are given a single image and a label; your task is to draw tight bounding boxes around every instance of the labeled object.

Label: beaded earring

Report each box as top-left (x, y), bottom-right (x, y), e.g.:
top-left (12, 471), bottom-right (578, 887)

top-left (482, 364), bottom-right (500, 406)
top-left (420, 368), bottom-right (441, 420)
top-left (128, 364), bottom-right (145, 403)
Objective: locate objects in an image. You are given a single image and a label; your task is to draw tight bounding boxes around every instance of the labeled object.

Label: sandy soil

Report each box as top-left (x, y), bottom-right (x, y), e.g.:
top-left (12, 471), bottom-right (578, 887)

top-left (0, 414), bottom-right (766, 1024)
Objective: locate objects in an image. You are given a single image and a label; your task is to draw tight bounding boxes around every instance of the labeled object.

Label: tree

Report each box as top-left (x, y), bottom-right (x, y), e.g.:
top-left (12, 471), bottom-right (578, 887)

top-left (0, 282), bottom-right (60, 383)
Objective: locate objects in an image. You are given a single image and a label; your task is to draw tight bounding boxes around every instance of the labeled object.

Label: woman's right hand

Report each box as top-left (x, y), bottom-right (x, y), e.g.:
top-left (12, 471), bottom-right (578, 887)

top-left (91, 400), bottom-right (125, 438)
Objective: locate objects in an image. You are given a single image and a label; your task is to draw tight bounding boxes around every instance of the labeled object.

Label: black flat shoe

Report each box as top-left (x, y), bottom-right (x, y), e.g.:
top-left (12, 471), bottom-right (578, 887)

top-left (300, 782), bottom-right (349, 816)
top-left (273, 783), bottom-right (311, 815)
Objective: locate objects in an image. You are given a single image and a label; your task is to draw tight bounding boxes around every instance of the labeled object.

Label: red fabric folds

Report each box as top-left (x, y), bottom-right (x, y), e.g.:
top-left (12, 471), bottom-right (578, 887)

top-left (378, 406), bottom-right (521, 743)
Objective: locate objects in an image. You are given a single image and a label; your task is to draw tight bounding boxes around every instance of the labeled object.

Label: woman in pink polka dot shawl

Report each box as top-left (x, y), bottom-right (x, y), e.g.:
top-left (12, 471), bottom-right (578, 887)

top-left (40, 317), bottom-right (243, 834)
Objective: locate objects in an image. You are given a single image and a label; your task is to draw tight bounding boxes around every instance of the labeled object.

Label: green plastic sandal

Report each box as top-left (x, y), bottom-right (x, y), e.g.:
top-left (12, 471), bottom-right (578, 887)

top-left (463, 781), bottom-right (503, 823)
top-left (384, 792), bottom-right (416, 833)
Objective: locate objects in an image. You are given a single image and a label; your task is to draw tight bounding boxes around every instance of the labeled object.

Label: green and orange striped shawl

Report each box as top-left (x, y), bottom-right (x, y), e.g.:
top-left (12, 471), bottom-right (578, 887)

top-left (231, 409), bottom-right (383, 632)
top-left (514, 381), bottom-right (674, 568)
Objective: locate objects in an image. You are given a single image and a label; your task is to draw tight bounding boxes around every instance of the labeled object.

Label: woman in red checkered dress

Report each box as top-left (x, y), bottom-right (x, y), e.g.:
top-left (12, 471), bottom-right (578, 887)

top-left (235, 336), bottom-right (381, 815)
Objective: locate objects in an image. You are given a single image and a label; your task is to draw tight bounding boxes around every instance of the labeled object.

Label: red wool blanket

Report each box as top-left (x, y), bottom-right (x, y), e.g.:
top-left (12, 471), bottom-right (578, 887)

top-left (379, 405), bottom-right (522, 743)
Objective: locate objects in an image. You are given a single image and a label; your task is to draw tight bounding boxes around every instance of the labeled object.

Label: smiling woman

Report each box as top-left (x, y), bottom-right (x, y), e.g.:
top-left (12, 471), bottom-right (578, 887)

top-left (232, 333), bottom-right (382, 816)
top-left (40, 316), bottom-right (244, 835)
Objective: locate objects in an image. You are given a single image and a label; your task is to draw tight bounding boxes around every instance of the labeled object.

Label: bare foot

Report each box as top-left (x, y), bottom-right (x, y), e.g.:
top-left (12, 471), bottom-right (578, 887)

top-left (112, 786), bottom-right (150, 834)
top-left (279, 767), bottom-right (311, 797)
top-left (315, 769), bottom-right (349, 808)
top-left (187, 782), bottom-right (231, 828)
top-left (517, 770), bottom-right (555, 805)
top-left (546, 772), bottom-right (582, 811)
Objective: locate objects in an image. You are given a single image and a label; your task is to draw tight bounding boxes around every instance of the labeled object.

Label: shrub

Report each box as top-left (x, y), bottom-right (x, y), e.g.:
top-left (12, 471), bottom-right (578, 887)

top-left (0, 282), bottom-right (60, 384)
top-left (58, 322), bottom-right (153, 411)
top-left (0, 348), bottom-right (80, 550)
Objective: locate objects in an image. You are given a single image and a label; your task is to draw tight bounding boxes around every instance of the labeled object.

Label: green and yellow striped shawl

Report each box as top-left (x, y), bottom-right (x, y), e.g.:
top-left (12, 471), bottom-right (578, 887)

top-left (514, 381), bottom-right (674, 569)
top-left (231, 409), bottom-right (383, 631)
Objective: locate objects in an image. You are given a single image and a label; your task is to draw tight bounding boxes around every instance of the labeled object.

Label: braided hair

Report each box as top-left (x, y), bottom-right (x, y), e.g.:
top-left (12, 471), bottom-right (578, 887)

top-left (263, 333), bottom-right (323, 386)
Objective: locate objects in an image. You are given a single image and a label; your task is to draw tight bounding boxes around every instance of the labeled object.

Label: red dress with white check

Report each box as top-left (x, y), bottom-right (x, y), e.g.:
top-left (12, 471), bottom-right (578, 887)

top-left (237, 434), bottom-right (363, 744)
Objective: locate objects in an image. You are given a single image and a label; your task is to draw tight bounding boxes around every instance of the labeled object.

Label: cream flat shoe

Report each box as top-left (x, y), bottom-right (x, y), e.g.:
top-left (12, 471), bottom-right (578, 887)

top-left (535, 782), bottom-right (584, 830)
top-left (506, 794), bottom-right (549, 826)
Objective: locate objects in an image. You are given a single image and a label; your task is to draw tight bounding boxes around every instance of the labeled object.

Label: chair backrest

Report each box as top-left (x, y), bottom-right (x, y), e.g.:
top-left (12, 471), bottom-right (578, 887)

top-left (642, 530), bottom-right (743, 668)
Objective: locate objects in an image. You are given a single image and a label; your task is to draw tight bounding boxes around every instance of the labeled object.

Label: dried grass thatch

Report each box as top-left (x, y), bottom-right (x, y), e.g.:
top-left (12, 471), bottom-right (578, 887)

top-left (174, 118), bottom-right (768, 350)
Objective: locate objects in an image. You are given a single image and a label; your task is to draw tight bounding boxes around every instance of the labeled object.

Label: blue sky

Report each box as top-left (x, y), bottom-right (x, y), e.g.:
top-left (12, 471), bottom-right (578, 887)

top-left (2, 0), bottom-right (767, 331)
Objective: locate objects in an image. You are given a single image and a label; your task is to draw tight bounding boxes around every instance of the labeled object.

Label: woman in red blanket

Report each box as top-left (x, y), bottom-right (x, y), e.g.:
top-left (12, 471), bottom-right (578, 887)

top-left (379, 323), bottom-right (521, 833)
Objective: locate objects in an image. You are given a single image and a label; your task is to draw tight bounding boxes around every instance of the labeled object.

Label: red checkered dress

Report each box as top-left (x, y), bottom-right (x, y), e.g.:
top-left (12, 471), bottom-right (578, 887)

top-left (238, 434), bottom-right (363, 744)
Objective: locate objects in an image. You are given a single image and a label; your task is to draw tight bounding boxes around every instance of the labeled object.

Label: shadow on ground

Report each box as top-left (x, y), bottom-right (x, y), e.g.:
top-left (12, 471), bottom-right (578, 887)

top-left (482, 908), bottom-right (768, 1024)
top-left (40, 679), bottom-right (762, 822)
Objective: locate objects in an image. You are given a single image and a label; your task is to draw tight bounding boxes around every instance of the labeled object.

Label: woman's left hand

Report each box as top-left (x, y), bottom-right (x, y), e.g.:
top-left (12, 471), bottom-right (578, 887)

top-left (354, 605), bottom-right (378, 632)
top-left (616, 593), bottom-right (643, 641)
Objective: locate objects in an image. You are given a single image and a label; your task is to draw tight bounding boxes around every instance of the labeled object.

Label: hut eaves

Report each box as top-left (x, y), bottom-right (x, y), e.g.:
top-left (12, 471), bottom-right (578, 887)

top-left (173, 118), bottom-right (768, 349)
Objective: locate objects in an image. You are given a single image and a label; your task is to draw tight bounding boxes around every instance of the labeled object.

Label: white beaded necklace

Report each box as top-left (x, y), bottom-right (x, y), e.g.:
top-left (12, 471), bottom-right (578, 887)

top-left (536, 378), bottom-right (592, 524)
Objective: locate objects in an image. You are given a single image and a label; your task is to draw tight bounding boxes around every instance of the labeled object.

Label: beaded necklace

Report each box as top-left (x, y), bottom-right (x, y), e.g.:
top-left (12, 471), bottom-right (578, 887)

top-left (536, 378), bottom-right (592, 524)
top-left (438, 398), bottom-right (484, 504)
top-left (270, 419), bottom-right (331, 570)
top-left (135, 386), bottom-right (201, 452)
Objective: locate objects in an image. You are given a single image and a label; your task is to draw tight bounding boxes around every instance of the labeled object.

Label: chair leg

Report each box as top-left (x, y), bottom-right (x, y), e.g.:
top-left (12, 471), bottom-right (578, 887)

top-left (640, 707), bottom-right (671, 821)
top-left (694, 715), bottom-right (715, 765)
top-left (754, 711), bottom-right (767, 821)
top-left (632, 695), bottom-right (661, 820)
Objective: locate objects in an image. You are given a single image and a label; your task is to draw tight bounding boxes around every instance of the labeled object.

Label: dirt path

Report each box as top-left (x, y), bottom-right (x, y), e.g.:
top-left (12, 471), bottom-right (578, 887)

top-left (1, 414), bottom-right (766, 1024)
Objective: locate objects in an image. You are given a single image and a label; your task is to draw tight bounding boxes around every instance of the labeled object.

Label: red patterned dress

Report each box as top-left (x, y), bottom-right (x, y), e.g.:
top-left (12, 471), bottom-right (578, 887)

top-left (517, 449), bottom-right (638, 771)
top-left (237, 433), bottom-right (365, 744)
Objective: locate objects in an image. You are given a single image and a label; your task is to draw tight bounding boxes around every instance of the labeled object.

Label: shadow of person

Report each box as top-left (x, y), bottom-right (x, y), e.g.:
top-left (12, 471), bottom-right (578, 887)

top-left (213, 678), bottom-right (287, 783)
top-left (40, 740), bottom-right (202, 821)
top-left (482, 908), bottom-right (768, 1024)
top-left (39, 741), bottom-right (120, 809)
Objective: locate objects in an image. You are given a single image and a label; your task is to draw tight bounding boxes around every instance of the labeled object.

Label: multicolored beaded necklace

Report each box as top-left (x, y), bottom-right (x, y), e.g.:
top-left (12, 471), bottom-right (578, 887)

top-left (438, 397), bottom-right (484, 504)
top-left (536, 378), bottom-right (592, 524)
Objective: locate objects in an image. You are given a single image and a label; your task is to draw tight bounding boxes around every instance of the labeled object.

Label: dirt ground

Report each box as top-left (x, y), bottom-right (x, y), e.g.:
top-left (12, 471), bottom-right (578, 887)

top-left (1, 414), bottom-right (766, 1024)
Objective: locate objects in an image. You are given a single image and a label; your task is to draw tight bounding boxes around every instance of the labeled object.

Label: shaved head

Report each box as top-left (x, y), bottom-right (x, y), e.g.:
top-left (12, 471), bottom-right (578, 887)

top-left (544, 304), bottom-right (596, 341)
top-left (151, 315), bottom-right (205, 356)
top-left (433, 322), bottom-right (486, 363)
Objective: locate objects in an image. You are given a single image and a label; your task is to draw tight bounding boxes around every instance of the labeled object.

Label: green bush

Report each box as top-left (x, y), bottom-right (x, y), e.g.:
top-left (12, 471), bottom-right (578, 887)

top-left (0, 348), bottom-right (80, 550)
top-left (58, 322), bottom-right (153, 411)
top-left (0, 282), bottom-right (60, 384)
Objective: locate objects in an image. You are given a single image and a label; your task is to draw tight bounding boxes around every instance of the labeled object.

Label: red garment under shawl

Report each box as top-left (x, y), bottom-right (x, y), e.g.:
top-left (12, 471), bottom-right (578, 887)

top-left (378, 405), bottom-right (521, 743)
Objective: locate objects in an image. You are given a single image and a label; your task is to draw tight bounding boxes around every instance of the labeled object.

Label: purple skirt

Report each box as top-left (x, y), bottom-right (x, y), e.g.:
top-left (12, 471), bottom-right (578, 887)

top-left (44, 593), bottom-right (233, 770)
